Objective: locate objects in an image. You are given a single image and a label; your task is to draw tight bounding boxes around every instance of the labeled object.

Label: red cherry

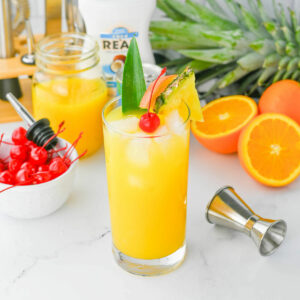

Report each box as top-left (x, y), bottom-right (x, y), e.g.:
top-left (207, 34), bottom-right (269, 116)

top-left (25, 140), bottom-right (35, 150)
top-left (20, 162), bottom-right (37, 174)
top-left (8, 159), bottom-right (22, 174)
top-left (139, 112), bottom-right (160, 133)
top-left (33, 172), bottom-right (52, 184)
top-left (10, 145), bottom-right (28, 162)
top-left (0, 170), bottom-right (14, 185)
top-left (0, 161), bottom-right (5, 172)
top-left (29, 147), bottom-right (48, 165)
top-left (12, 127), bottom-right (28, 145)
top-left (64, 157), bottom-right (71, 167)
top-left (49, 158), bottom-right (68, 177)
top-left (38, 165), bottom-right (49, 172)
top-left (15, 169), bottom-right (31, 185)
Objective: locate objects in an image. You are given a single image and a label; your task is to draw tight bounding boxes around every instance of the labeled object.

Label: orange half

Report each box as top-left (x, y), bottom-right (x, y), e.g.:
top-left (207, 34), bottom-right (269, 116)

top-left (191, 95), bottom-right (258, 154)
top-left (238, 113), bottom-right (300, 187)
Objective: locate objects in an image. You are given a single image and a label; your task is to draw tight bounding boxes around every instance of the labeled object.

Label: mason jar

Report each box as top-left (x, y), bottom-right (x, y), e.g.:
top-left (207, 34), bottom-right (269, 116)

top-left (32, 33), bottom-right (108, 156)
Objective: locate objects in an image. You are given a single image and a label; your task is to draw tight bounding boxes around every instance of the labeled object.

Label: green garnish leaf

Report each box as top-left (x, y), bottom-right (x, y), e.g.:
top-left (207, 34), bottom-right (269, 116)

top-left (122, 37), bottom-right (146, 114)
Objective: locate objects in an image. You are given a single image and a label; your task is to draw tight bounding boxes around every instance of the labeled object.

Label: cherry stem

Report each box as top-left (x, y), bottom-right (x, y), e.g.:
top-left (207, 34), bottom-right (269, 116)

top-left (148, 67), bottom-right (167, 112)
top-left (63, 132), bottom-right (83, 160)
top-left (70, 149), bottom-right (87, 164)
top-left (0, 134), bottom-right (4, 147)
top-left (0, 178), bottom-right (33, 193)
top-left (42, 123), bottom-right (66, 149)
top-left (51, 145), bottom-right (68, 155)
top-left (0, 141), bottom-right (14, 146)
top-left (0, 185), bottom-right (16, 194)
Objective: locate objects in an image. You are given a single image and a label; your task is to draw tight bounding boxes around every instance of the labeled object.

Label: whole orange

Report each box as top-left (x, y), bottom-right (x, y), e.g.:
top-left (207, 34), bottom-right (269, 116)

top-left (259, 80), bottom-right (300, 124)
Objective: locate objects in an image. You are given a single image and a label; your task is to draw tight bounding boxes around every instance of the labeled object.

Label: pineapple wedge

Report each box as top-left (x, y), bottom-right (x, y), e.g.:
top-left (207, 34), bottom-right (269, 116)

top-left (154, 67), bottom-right (203, 121)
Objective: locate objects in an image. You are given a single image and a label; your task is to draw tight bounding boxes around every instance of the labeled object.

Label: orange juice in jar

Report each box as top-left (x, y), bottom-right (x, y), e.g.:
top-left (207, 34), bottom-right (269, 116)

top-left (33, 33), bottom-right (108, 156)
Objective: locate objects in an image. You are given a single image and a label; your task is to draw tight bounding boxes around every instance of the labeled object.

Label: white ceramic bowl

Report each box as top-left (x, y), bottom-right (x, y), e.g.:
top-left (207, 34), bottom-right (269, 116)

top-left (0, 138), bottom-right (78, 219)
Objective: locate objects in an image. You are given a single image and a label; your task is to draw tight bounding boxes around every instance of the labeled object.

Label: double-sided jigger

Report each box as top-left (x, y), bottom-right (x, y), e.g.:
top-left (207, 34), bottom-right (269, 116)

top-left (206, 186), bottom-right (287, 256)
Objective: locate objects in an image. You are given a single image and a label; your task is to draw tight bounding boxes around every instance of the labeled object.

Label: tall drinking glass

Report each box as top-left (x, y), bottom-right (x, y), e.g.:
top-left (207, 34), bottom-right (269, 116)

top-left (103, 97), bottom-right (190, 275)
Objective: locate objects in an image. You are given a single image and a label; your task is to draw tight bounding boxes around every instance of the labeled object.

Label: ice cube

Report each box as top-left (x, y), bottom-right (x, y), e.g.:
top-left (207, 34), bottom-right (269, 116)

top-left (110, 116), bottom-right (140, 133)
top-left (154, 125), bottom-right (169, 136)
top-left (165, 110), bottom-right (185, 136)
top-left (52, 80), bottom-right (69, 96)
top-left (126, 137), bottom-right (151, 167)
top-left (128, 174), bottom-right (144, 188)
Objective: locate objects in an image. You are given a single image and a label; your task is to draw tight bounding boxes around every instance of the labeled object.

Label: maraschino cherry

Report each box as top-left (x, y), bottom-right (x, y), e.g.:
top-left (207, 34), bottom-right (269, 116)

top-left (139, 67), bottom-right (167, 133)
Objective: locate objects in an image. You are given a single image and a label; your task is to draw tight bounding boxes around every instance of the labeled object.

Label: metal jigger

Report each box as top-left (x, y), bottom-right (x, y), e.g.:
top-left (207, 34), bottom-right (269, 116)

top-left (206, 186), bottom-right (287, 256)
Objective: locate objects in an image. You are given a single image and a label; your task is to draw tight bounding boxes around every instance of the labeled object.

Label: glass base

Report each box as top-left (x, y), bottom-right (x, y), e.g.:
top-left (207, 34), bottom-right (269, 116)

top-left (112, 243), bottom-right (186, 276)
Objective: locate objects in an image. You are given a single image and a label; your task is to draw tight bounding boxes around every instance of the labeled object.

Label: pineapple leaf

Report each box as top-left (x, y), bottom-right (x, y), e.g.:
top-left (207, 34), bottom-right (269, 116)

top-left (285, 42), bottom-right (297, 56)
top-left (278, 56), bottom-right (291, 69)
top-left (287, 57), bottom-right (300, 72)
top-left (263, 52), bottom-right (280, 68)
top-left (248, 82), bottom-right (260, 96)
top-left (258, 67), bottom-right (277, 86)
top-left (240, 6), bottom-right (269, 38)
top-left (272, 0), bottom-right (281, 23)
top-left (273, 69), bottom-right (286, 82)
top-left (289, 8), bottom-right (298, 32)
top-left (292, 70), bottom-right (300, 80)
top-left (281, 26), bottom-right (295, 43)
top-left (157, 0), bottom-right (186, 21)
top-left (264, 22), bottom-right (284, 40)
top-left (150, 21), bottom-right (219, 48)
top-left (195, 63), bottom-right (236, 85)
top-left (250, 39), bottom-right (275, 56)
top-left (237, 53), bottom-right (264, 71)
top-left (275, 40), bottom-right (287, 55)
top-left (225, 0), bottom-right (246, 28)
top-left (278, 3), bottom-right (291, 28)
top-left (217, 66), bottom-right (249, 89)
top-left (206, 0), bottom-right (226, 16)
top-left (186, 0), bottom-right (239, 31)
top-left (239, 70), bottom-right (263, 92)
top-left (246, 0), bottom-right (261, 21)
top-left (159, 57), bottom-right (191, 68)
top-left (283, 69), bottom-right (294, 79)
top-left (182, 60), bottom-right (215, 73)
top-left (150, 35), bottom-right (202, 50)
top-left (257, 0), bottom-right (270, 22)
top-left (178, 48), bottom-right (243, 64)
top-left (201, 29), bottom-right (244, 48)
top-left (295, 27), bottom-right (300, 45)
top-left (121, 37), bottom-right (146, 114)
top-left (164, 0), bottom-right (202, 23)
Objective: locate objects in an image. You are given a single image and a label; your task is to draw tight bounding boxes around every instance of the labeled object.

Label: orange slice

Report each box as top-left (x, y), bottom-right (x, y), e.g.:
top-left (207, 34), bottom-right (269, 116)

top-left (238, 113), bottom-right (300, 187)
top-left (139, 75), bottom-right (177, 110)
top-left (191, 95), bottom-right (258, 154)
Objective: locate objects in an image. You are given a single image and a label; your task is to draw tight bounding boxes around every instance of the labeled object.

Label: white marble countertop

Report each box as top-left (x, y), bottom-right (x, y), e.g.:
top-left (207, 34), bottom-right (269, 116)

top-left (0, 121), bottom-right (299, 300)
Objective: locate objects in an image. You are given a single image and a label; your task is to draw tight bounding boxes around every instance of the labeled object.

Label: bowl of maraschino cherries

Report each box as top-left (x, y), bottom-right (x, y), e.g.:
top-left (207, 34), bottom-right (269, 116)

top-left (0, 125), bottom-right (84, 219)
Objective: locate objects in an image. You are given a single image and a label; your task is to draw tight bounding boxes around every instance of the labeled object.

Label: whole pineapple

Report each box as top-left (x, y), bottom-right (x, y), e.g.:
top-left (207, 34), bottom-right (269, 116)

top-left (151, 0), bottom-right (300, 96)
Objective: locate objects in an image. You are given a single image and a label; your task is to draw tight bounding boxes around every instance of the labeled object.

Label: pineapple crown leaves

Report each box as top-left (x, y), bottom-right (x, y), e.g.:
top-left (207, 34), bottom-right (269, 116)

top-left (151, 0), bottom-right (300, 95)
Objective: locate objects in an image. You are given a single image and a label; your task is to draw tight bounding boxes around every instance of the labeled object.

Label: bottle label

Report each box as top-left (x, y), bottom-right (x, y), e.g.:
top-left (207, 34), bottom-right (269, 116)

top-left (99, 27), bottom-right (139, 96)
